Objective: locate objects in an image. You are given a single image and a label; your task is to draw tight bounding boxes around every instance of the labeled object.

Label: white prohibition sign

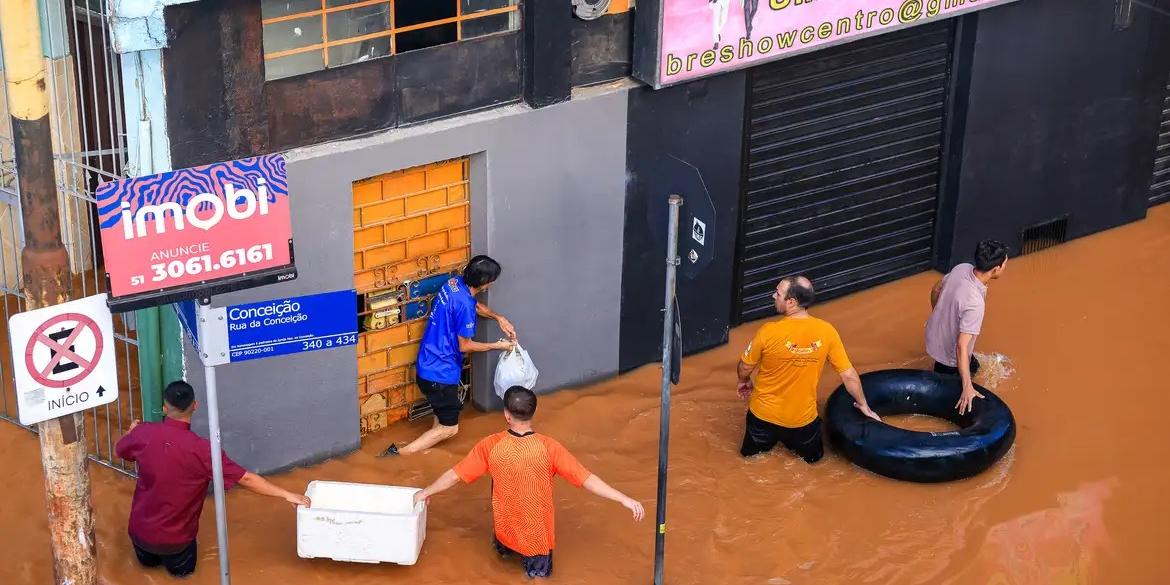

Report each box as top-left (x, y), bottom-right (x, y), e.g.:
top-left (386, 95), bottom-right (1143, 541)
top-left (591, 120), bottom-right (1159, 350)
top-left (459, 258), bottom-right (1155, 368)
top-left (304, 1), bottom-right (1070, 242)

top-left (8, 294), bottom-right (120, 425)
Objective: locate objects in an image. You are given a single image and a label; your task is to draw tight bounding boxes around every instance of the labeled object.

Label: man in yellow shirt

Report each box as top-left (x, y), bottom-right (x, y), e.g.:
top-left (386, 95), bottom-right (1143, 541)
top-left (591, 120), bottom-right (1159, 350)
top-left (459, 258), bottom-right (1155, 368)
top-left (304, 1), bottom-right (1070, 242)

top-left (736, 276), bottom-right (880, 462)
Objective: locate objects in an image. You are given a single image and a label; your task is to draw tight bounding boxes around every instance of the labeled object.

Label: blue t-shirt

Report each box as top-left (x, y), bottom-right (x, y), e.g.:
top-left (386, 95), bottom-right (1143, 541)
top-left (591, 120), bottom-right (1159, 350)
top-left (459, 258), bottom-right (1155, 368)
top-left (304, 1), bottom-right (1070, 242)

top-left (416, 276), bottom-right (477, 385)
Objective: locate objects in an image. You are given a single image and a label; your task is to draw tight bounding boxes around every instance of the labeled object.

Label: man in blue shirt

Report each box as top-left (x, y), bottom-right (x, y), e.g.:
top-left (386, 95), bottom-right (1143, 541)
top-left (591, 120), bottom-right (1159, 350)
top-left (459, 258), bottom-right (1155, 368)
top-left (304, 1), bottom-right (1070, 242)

top-left (385, 255), bottom-right (516, 456)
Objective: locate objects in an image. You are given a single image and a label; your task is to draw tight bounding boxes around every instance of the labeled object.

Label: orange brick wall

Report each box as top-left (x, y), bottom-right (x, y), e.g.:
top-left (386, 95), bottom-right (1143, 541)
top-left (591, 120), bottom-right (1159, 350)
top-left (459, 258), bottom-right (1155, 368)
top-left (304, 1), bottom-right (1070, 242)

top-left (354, 159), bottom-right (472, 436)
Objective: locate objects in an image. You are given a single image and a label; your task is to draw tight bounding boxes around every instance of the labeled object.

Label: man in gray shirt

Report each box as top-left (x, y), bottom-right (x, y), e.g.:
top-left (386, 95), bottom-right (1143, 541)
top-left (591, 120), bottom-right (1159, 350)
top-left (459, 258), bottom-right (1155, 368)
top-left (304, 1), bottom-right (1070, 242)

top-left (925, 240), bottom-right (1009, 414)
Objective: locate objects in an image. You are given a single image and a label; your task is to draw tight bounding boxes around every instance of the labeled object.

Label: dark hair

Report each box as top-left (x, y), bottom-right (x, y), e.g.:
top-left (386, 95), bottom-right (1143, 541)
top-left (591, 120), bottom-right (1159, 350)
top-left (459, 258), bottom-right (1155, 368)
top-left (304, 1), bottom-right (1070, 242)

top-left (782, 276), bottom-right (816, 309)
top-left (503, 386), bottom-right (537, 421)
top-left (463, 255), bottom-right (502, 288)
top-left (164, 380), bottom-right (196, 412)
top-left (973, 240), bottom-right (1008, 272)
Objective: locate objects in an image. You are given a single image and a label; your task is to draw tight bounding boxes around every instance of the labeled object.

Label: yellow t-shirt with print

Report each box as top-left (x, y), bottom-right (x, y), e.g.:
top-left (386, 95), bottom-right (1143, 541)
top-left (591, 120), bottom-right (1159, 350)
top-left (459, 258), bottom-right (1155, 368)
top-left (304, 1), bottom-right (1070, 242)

top-left (741, 316), bottom-right (853, 428)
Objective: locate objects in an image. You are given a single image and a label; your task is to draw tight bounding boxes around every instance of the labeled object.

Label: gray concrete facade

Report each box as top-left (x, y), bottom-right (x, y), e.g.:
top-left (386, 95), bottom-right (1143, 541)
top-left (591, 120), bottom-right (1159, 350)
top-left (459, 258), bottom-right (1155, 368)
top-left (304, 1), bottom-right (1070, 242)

top-left (187, 87), bottom-right (631, 473)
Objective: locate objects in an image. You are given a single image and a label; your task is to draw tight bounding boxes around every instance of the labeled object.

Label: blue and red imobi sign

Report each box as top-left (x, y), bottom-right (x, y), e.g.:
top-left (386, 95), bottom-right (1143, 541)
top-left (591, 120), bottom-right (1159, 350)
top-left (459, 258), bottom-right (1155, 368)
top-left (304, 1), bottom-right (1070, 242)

top-left (96, 154), bottom-right (297, 312)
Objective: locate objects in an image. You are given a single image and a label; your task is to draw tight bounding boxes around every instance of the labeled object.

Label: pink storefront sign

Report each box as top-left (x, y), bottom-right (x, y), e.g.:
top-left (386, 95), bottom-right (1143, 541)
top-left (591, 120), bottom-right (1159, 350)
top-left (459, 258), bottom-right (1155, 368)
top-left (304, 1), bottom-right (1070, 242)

top-left (634, 0), bottom-right (1022, 89)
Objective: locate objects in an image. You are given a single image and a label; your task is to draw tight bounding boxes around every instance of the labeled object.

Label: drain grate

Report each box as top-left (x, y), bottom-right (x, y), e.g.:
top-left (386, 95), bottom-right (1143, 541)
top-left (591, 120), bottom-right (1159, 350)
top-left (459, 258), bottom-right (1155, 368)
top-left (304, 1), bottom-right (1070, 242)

top-left (1019, 216), bottom-right (1069, 255)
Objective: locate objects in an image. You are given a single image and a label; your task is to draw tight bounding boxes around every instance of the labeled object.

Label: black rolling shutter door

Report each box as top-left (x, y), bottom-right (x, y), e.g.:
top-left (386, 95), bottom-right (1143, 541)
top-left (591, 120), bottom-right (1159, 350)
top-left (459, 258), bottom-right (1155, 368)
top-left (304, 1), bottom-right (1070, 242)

top-left (1150, 74), bottom-right (1170, 207)
top-left (735, 23), bottom-right (955, 324)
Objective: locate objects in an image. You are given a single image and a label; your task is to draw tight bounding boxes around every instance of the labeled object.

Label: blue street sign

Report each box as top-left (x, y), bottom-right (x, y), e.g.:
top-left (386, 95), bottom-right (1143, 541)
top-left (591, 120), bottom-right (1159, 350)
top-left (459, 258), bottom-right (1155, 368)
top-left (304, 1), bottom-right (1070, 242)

top-left (175, 289), bottom-right (357, 365)
top-left (226, 289), bottom-right (357, 362)
top-left (175, 297), bottom-right (200, 350)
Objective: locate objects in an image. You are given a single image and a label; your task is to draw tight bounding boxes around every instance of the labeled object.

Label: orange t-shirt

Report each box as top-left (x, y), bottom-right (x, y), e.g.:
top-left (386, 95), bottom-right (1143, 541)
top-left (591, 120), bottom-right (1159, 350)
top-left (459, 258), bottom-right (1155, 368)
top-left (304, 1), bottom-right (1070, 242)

top-left (452, 431), bottom-right (592, 556)
top-left (741, 316), bottom-right (853, 428)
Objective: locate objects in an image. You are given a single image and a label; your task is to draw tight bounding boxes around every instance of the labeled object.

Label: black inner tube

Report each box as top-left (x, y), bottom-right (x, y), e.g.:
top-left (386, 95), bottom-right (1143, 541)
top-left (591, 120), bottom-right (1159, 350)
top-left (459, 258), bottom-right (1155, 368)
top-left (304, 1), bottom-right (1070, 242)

top-left (825, 369), bottom-right (1015, 483)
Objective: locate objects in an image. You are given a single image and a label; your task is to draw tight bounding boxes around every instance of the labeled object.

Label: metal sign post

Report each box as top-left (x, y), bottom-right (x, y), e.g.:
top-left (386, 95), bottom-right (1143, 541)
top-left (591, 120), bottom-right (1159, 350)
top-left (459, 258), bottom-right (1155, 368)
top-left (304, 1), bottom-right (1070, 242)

top-left (94, 153), bottom-right (301, 585)
top-left (196, 299), bottom-right (233, 585)
top-left (653, 195), bottom-right (683, 585)
top-left (175, 289), bottom-right (359, 585)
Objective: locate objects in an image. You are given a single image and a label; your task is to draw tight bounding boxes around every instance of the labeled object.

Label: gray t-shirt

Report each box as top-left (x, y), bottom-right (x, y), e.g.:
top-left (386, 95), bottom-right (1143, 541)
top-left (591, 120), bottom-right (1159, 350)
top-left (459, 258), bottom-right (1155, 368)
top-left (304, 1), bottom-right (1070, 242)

top-left (925, 263), bottom-right (987, 367)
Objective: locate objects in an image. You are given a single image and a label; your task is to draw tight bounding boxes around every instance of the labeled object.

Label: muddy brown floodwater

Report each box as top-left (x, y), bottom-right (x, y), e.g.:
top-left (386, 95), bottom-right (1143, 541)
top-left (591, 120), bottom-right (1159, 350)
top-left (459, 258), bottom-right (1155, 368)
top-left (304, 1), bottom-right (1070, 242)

top-left (882, 414), bottom-right (962, 434)
top-left (3, 206), bottom-right (1170, 585)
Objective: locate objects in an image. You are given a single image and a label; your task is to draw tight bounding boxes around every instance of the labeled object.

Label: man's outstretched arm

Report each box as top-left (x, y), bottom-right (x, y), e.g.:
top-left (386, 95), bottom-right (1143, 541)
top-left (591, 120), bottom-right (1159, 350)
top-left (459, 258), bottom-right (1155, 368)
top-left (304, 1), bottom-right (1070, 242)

top-left (583, 475), bottom-right (645, 521)
top-left (413, 469), bottom-right (462, 506)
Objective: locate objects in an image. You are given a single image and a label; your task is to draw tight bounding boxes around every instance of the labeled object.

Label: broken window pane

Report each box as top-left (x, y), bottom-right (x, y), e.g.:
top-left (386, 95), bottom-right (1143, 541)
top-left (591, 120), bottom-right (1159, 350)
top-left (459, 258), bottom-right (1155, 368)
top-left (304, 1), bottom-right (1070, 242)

top-left (395, 0), bottom-right (457, 28)
top-left (329, 37), bottom-right (393, 67)
top-left (395, 24), bottom-right (458, 54)
top-left (263, 15), bottom-right (323, 54)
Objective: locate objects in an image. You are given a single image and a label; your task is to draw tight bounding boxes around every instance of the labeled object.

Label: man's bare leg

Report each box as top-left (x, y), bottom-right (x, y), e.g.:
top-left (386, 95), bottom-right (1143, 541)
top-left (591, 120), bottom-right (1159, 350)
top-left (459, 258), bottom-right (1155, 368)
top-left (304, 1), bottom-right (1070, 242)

top-left (398, 419), bottom-right (459, 455)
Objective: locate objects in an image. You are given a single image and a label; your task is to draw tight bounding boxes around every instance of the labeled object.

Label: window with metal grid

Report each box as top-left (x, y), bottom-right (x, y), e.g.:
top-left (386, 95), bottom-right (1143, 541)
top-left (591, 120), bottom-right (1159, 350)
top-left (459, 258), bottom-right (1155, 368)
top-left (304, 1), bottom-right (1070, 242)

top-left (260, 0), bottom-right (520, 81)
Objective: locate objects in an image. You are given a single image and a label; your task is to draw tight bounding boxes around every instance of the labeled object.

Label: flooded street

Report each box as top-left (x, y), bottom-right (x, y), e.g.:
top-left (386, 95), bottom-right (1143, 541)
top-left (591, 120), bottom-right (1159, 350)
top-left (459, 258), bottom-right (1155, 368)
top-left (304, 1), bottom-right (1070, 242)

top-left (3, 206), bottom-right (1170, 585)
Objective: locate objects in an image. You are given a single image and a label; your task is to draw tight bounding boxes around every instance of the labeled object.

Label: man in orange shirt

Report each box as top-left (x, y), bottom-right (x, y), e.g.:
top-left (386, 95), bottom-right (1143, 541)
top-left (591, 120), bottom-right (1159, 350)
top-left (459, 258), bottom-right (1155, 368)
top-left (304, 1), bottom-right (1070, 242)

top-left (413, 386), bottom-right (644, 578)
top-left (737, 276), bottom-right (880, 463)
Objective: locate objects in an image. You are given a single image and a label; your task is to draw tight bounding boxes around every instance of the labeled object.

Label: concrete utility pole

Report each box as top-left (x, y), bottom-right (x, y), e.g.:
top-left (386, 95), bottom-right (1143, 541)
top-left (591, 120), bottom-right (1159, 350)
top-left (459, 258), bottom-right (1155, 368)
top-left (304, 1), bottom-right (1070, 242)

top-left (0, 1), bottom-right (99, 584)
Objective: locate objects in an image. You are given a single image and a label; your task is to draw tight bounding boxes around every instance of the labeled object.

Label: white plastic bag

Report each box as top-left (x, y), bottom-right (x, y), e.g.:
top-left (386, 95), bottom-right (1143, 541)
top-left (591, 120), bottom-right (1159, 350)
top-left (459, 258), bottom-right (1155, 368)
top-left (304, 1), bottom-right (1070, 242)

top-left (494, 344), bottom-right (539, 398)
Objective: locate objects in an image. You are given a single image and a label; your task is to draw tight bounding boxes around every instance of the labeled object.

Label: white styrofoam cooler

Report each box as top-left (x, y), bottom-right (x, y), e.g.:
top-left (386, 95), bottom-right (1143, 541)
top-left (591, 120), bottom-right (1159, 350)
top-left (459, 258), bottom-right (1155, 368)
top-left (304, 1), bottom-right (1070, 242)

top-left (296, 480), bottom-right (427, 565)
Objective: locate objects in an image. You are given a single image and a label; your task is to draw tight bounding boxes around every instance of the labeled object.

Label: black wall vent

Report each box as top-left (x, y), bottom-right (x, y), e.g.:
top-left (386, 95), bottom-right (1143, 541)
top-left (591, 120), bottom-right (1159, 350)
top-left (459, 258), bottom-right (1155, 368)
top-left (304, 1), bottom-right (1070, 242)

top-left (1019, 216), bottom-right (1069, 256)
top-left (1150, 73), bottom-right (1170, 207)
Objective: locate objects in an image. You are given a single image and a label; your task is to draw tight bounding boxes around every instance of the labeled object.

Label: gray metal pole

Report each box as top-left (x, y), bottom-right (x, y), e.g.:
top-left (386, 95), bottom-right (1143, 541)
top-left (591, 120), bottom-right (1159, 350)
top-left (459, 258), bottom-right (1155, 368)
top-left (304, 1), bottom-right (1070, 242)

top-left (653, 194), bottom-right (683, 585)
top-left (197, 301), bottom-right (232, 585)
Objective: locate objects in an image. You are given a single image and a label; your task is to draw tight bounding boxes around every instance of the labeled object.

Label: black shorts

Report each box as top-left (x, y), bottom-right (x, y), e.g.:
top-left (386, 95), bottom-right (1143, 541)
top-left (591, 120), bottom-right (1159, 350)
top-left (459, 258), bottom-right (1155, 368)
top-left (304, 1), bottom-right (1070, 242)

top-left (740, 410), bottom-right (824, 463)
top-left (418, 378), bottom-right (463, 426)
top-left (934, 355), bottom-right (981, 377)
top-left (133, 539), bottom-right (198, 577)
top-left (494, 536), bottom-right (554, 578)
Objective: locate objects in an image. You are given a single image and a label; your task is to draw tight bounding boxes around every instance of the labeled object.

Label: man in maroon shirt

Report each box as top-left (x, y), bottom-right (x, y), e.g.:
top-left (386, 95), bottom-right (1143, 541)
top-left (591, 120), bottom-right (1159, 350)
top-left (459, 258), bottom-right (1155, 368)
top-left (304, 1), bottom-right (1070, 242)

top-left (115, 381), bottom-right (310, 577)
